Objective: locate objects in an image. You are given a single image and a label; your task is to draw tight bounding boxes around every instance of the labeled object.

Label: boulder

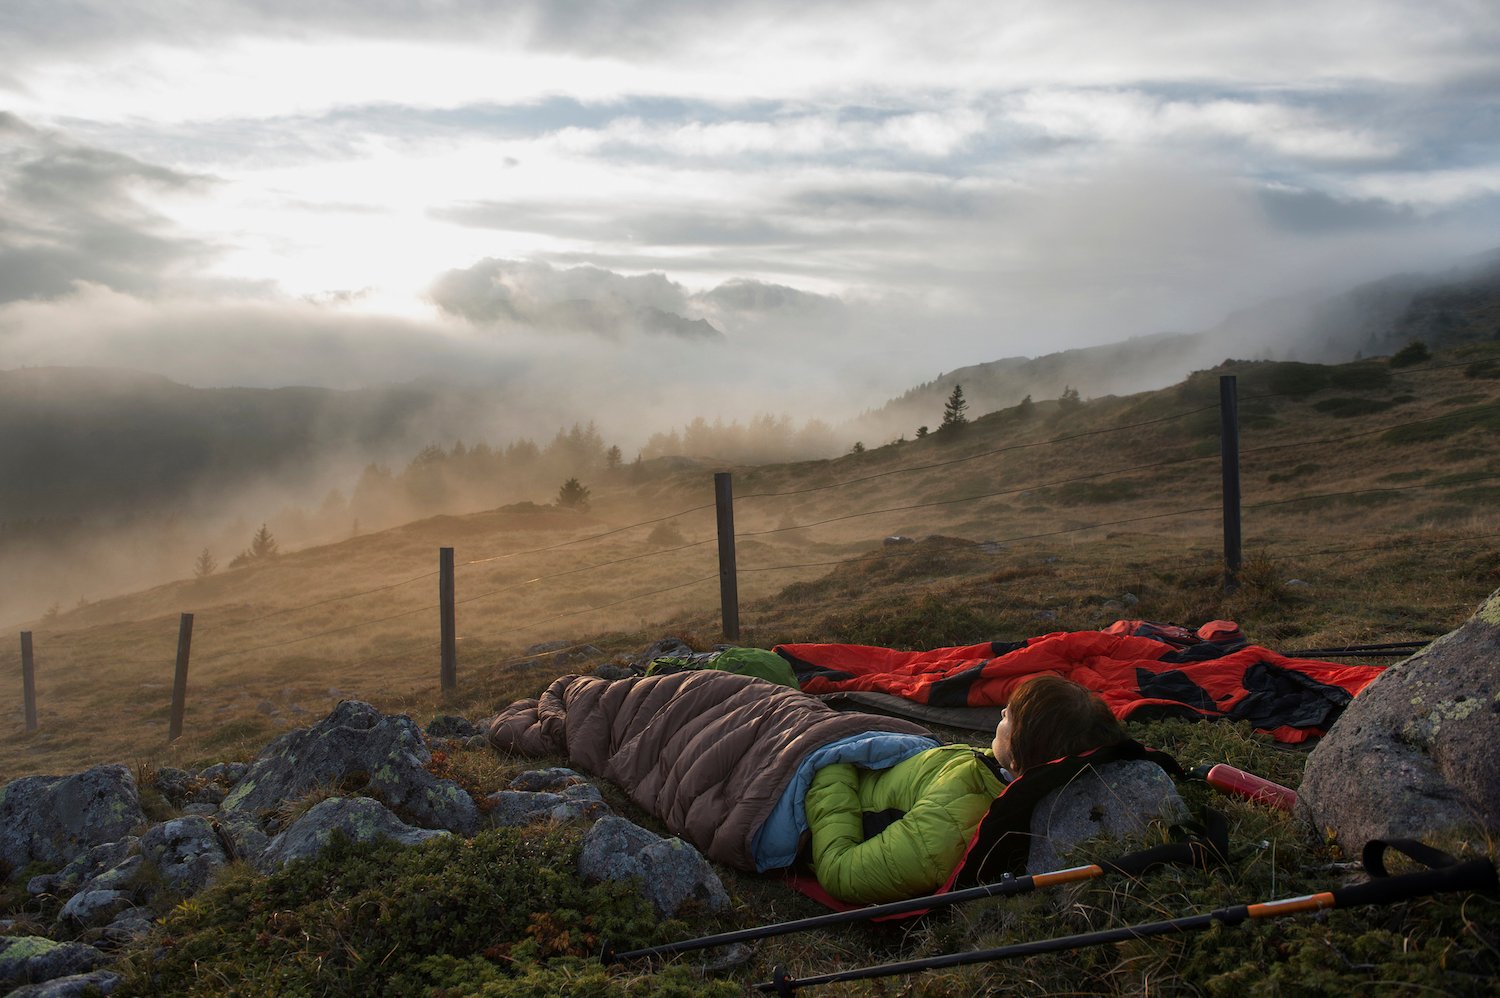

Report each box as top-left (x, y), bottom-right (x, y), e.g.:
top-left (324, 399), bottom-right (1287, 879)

top-left (0, 936), bottom-right (104, 987)
top-left (577, 815), bottom-right (729, 918)
top-left (57, 890), bottom-right (134, 930)
top-left (0, 765), bottom-right (144, 874)
top-left (255, 796), bottom-right (449, 873)
top-left (486, 784), bottom-right (609, 827)
top-left (214, 811), bottom-right (271, 866)
top-left (220, 700), bottom-right (478, 835)
top-left (5, 971), bottom-right (123, 996)
top-left (1026, 760), bottom-right (1188, 873)
top-left (1299, 588), bottom-right (1500, 850)
top-left (628, 637), bottom-right (693, 668)
top-left (425, 715), bottom-right (480, 740)
top-left (140, 816), bottom-right (229, 892)
top-left (197, 762), bottom-right (248, 785)
top-left (505, 768), bottom-right (591, 793)
top-left (47, 838), bottom-right (140, 895)
top-left (151, 767), bottom-right (196, 807)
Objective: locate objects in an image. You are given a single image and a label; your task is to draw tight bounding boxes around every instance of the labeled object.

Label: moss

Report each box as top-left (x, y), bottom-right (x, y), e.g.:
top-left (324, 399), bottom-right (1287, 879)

top-left (0, 935), bottom-right (64, 958)
top-left (113, 827), bottom-right (731, 997)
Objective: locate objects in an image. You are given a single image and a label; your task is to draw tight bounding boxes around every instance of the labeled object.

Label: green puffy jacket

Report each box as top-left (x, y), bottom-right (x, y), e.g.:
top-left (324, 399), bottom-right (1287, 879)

top-left (805, 743), bottom-right (1005, 904)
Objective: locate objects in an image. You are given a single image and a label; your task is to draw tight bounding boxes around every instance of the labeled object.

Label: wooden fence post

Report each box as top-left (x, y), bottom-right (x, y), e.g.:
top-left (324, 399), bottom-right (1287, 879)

top-left (714, 472), bottom-right (741, 641)
top-left (20, 631), bottom-right (37, 732)
top-left (1220, 375), bottom-right (1243, 591)
top-left (440, 547), bottom-right (457, 694)
top-left (168, 612), bottom-right (193, 742)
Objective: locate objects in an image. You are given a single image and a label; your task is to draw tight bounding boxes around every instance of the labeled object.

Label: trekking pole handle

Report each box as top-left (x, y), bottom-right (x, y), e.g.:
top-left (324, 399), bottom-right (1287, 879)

top-left (1330, 858), bottom-right (1497, 909)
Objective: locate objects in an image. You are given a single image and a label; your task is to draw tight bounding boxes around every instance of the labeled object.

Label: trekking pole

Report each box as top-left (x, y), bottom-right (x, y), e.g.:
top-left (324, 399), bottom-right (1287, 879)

top-left (755, 839), bottom-right (1497, 994)
top-left (603, 834), bottom-right (1223, 965)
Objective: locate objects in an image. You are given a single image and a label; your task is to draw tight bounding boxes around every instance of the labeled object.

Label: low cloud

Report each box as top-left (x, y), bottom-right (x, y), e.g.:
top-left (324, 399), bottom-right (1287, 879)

top-left (0, 113), bottom-right (216, 304)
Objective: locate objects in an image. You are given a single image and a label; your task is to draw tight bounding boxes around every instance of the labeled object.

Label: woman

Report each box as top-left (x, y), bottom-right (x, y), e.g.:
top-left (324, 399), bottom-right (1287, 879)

top-left (486, 668), bottom-right (1127, 905)
top-left (805, 673), bottom-right (1128, 904)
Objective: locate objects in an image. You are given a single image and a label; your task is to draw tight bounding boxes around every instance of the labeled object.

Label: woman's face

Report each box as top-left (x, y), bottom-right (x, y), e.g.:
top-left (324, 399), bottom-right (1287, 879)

top-left (991, 707), bottom-right (1014, 770)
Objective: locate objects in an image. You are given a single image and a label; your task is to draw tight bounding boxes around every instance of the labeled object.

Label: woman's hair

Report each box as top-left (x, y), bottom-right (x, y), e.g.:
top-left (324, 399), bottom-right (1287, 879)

top-left (1005, 673), bottom-right (1127, 773)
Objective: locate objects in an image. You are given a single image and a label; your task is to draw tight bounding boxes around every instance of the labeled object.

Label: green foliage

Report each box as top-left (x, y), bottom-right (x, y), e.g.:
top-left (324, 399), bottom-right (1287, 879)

top-left (850, 441), bottom-right (865, 454)
top-left (915, 425), bottom-right (929, 438)
top-left (1058, 385), bottom-right (1083, 410)
top-left (116, 828), bottom-right (721, 997)
top-left (646, 520), bottom-right (686, 547)
top-left (193, 546), bottom-right (217, 579)
top-left (557, 477), bottom-right (591, 510)
top-left (1390, 339), bottom-right (1432, 367)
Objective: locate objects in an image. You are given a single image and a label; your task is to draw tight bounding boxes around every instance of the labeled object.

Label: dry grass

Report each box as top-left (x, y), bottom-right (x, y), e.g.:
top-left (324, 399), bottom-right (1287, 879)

top-left (4, 349), bottom-right (1500, 782)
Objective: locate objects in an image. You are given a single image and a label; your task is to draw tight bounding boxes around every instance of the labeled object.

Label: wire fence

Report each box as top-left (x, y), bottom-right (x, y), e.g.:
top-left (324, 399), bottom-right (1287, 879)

top-left (14, 366), bottom-right (1500, 739)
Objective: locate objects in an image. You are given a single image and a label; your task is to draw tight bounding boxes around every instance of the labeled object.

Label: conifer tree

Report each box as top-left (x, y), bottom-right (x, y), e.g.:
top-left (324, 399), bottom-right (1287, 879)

top-left (939, 384), bottom-right (969, 431)
top-left (249, 523), bottom-right (279, 559)
top-left (193, 547), bottom-right (217, 579)
top-left (557, 477), bottom-right (591, 510)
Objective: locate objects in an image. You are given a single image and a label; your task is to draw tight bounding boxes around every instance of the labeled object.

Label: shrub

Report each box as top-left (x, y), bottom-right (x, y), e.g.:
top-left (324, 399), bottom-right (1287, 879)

top-left (1390, 340), bottom-right (1431, 367)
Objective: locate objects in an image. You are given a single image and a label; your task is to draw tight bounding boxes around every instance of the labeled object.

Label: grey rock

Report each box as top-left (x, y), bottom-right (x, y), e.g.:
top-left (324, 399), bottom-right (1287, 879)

top-left (140, 816), bottom-right (229, 892)
top-left (1286, 578), bottom-right (1310, 588)
top-left (214, 811), bottom-right (270, 866)
top-left (485, 787), bottom-right (610, 828)
top-left (1121, 592), bottom-right (1140, 606)
top-left (1300, 588), bottom-right (1500, 850)
top-left (198, 762), bottom-right (249, 784)
top-left (181, 803), bottom-right (218, 816)
top-left (78, 855), bottom-right (143, 894)
top-left (629, 637), bottom-right (694, 668)
top-left (152, 767), bottom-right (195, 806)
top-left (6, 971), bottom-right (123, 996)
top-left (426, 715), bottom-right (480, 739)
top-left (26, 874), bottom-right (60, 897)
top-left (190, 782), bottom-right (226, 806)
top-left (53, 838), bottom-right (140, 894)
top-left (0, 765), bottom-right (145, 873)
top-left (0, 936), bottom-right (105, 986)
top-left (256, 796), bottom-right (450, 873)
top-left (593, 664), bottom-right (635, 680)
top-left (221, 699), bottom-right (479, 836)
top-left (507, 768), bottom-right (590, 793)
top-left (577, 816), bottom-right (729, 918)
top-left (58, 889), bottom-right (134, 929)
top-left (96, 911), bottom-right (156, 948)
top-left (1026, 760), bottom-right (1188, 874)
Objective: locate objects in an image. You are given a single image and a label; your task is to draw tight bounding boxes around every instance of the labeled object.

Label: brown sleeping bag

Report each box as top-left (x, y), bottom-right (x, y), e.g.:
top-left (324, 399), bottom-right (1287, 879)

top-left (485, 670), bottom-right (932, 871)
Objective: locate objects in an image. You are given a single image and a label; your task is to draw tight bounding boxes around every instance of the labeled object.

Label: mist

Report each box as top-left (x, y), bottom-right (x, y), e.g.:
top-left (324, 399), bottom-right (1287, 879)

top-left (4, 1), bottom-right (1499, 621)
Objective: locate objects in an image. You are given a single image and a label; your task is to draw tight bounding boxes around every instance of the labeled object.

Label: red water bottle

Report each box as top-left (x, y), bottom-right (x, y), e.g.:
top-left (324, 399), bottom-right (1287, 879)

top-left (1193, 763), bottom-right (1297, 811)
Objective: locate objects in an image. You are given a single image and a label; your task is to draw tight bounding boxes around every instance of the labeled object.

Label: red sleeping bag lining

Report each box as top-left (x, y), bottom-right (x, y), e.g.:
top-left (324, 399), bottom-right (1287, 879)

top-left (774, 619), bottom-right (1385, 745)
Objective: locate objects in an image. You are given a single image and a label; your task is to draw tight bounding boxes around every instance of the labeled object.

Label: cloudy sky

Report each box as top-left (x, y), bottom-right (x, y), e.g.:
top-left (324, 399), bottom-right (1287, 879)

top-left (3, 0), bottom-right (1498, 432)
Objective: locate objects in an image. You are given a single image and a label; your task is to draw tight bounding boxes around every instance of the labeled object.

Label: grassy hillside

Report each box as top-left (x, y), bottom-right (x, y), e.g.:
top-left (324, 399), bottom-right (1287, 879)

top-left (857, 248), bottom-right (1500, 447)
top-left (4, 346), bottom-right (1499, 995)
